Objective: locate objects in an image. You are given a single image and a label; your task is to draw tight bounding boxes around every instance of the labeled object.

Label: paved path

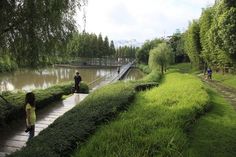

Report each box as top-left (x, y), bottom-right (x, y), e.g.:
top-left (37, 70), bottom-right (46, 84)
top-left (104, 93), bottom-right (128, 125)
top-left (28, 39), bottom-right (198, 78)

top-left (0, 62), bottom-right (134, 156)
top-left (200, 75), bottom-right (236, 110)
top-left (0, 94), bottom-right (87, 157)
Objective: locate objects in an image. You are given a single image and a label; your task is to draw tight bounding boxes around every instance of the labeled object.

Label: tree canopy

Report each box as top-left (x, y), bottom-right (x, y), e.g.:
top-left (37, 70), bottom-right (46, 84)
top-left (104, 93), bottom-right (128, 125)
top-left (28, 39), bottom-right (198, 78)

top-left (181, 0), bottom-right (236, 72)
top-left (148, 42), bottom-right (172, 74)
top-left (0, 0), bottom-right (87, 69)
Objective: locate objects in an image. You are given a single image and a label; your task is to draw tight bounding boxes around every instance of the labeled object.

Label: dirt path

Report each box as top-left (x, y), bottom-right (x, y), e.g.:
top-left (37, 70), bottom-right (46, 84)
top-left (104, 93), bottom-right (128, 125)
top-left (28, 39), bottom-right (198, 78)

top-left (200, 75), bottom-right (236, 110)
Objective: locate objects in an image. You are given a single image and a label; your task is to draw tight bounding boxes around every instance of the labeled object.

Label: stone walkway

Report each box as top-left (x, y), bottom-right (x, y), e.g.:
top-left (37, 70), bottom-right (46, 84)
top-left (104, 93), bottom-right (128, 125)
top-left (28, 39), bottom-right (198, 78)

top-left (0, 93), bottom-right (88, 157)
top-left (200, 75), bottom-right (236, 110)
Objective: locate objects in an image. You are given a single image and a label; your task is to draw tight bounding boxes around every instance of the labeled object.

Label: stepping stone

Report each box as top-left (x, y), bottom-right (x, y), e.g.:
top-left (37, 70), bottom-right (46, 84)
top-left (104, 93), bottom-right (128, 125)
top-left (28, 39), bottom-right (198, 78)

top-left (4, 140), bottom-right (25, 148)
top-left (36, 123), bottom-right (48, 128)
top-left (45, 115), bottom-right (58, 119)
top-left (10, 135), bottom-right (28, 142)
top-left (36, 121), bottom-right (51, 125)
top-left (35, 127), bottom-right (44, 132)
top-left (0, 146), bottom-right (19, 153)
top-left (0, 152), bottom-right (7, 157)
top-left (15, 132), bottom-right (28, 136)
top-left (42, 117), bottom-right (56, 122)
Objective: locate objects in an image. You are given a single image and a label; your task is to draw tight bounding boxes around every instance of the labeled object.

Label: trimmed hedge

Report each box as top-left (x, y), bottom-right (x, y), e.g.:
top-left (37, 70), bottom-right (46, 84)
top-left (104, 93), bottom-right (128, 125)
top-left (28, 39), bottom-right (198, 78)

top-left (9, 82), bottom-right (136, 157)
top-left (0, 82), bottom-right (89, 127)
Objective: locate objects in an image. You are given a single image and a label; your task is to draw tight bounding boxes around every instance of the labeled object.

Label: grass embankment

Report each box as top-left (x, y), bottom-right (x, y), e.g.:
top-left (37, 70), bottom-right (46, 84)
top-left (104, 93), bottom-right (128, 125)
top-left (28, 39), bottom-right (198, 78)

top-left (184, 87), bottom-right (236, 157)
top-left (73, 72), bottom-right (209, 157)
top-left (213, 73), bottom-right (236, 89)
top-left (168, 63), bottom-right (193, 73)
top-left (0, 82), bottom-right (89, 127)
top-left (9, 82), bottom-right (136, 157)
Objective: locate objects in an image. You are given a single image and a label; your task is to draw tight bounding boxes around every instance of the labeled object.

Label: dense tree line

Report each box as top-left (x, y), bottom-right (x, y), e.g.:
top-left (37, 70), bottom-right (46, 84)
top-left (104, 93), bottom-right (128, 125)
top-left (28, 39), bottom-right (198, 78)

top-left (168, 30), bottom-right (189, 64)
top-left (183, 0), bottom-right (236, 72)
top-left (116, 46), bottom-right (137, 58)
top-left (0, 0), bottom-right (87, 71)
top-left (67, 31), bottom-right (139, 60)
top-left (67, 32), bottom-right (116, 58)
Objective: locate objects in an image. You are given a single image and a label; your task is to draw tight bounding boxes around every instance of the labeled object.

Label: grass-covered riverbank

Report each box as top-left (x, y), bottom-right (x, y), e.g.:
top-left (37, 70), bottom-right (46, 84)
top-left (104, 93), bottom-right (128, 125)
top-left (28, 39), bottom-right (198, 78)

top-left (72, 72), bottom-right (210, 157)
top-left (9, 82), bottom-right (137, 157)
top-left (7, 63), bottom-right (236, 157)
top-left (184, 87), bottom-right (236, 157)
top-left (0, 82), bottom-right (89, 127)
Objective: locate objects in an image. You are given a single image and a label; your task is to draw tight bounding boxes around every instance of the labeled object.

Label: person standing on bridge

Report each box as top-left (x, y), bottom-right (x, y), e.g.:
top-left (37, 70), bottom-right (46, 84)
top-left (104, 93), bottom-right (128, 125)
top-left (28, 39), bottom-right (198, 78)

top-left (74, 72), bottom-right (82, 93)
top-left (25, 92), bottom-right (36, 140)
top-left (117, 67), bottom-right (120, 74)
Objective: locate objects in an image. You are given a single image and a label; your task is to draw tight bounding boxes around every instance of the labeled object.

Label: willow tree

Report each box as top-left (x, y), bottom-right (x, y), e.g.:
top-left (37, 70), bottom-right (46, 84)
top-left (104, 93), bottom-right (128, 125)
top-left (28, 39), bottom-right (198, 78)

top-left (148, 42), bottom-right (172, 74)
top-left (0, 0), bottom-right (87, 67)
top-left (136, 38), bottom-right (164, 64)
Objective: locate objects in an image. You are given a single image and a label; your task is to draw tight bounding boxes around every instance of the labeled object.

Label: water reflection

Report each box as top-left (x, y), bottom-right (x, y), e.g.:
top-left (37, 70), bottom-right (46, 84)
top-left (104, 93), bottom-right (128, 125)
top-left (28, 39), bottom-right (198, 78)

top-left (0, 67), bottom-right (116, 92)
top-left (124, 68), bottom-right (144, 81)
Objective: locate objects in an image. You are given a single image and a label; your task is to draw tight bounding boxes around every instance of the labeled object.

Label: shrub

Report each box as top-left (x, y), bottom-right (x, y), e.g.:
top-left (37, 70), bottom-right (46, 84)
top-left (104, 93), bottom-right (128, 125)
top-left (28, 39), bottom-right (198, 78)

top-left (0, 82), bottom-right (89, 127)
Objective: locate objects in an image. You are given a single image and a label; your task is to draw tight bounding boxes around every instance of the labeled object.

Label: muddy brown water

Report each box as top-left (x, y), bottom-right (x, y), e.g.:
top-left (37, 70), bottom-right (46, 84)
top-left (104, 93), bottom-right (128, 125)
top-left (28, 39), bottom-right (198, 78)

top-left (0, 67), bottom-right (117, 92)
top-left (0, 67), bottom-right (144, 156)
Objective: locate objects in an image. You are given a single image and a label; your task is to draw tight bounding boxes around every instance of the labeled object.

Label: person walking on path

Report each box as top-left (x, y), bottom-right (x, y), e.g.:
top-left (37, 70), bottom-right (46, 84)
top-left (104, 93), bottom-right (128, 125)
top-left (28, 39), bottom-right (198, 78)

top-left (207, 68), bottom-right (212, 80)
top-left (25, 92), bottom-right (36, 141)
top-left (74, 72), bottom-right (82, 93)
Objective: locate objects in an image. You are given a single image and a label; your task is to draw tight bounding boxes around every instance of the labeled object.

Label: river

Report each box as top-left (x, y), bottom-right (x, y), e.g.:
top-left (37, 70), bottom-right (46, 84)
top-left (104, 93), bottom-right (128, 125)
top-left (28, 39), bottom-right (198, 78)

top-left (0, 66), bottom-right (144, 92)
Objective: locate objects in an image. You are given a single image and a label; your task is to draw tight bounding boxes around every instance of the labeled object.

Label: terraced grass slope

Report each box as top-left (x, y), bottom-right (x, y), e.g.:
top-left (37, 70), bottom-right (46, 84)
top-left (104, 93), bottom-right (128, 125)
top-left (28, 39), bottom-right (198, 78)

top-left (73, 73), bottom-right (210, 157)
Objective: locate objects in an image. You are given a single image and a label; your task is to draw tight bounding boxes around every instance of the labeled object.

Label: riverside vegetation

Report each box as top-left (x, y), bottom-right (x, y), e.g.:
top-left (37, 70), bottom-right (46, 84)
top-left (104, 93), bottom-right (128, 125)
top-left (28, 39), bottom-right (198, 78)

top-left (9, 82), bottom-right (137, 157)
top-left (72, 72), bottom-right (210, 157)
top-left (6, 63), bottom-right (236, 157)
top-left (0, 82), bottom-right (89, 127)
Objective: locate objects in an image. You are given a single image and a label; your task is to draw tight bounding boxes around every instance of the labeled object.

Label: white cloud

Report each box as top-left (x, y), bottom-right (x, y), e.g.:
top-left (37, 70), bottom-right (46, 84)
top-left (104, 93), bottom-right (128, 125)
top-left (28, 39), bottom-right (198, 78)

top-left (76, 0), bottom-right (215, 42)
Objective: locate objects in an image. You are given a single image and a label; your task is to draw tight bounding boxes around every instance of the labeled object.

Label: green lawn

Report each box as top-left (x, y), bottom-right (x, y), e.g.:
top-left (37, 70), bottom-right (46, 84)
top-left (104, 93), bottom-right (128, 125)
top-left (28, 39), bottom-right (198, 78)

top-left (213, 73), bottom-right (236, 89)
top-left (184, 87), bottom-right (236, 157)
top-left (72, 72), bottom-right (209, 157)
top-left (168, 62), bottom-right (193, 73)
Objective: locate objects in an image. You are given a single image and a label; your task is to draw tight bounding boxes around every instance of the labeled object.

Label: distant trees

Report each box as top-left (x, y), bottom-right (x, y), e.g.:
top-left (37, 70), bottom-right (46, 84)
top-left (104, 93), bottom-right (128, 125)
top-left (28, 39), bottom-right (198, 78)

top-left (116, 46), bottom-right (137, 59)
top-left (67, 32), bottom-right (116, 58)
top-left (136, 39), bottom-right (165, 64)
top-left (168, 30), bottom-right (188, 63)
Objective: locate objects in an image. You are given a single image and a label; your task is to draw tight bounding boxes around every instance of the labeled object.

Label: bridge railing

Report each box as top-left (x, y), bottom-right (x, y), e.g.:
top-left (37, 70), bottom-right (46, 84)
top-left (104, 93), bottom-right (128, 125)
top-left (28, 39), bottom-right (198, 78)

top-left (88, 61), bottom-right (135, 91)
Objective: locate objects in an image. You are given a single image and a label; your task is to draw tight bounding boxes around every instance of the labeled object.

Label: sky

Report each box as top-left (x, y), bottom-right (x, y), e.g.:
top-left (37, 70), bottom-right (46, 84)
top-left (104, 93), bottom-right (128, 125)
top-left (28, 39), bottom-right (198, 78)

top-left (76, 0), bottom-right (215, 42)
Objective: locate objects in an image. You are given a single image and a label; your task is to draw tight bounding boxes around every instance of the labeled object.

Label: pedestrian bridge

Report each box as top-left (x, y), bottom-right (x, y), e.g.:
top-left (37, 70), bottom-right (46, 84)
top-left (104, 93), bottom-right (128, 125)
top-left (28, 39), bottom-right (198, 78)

top-left (0, 61), bottom-right (135, 157)
top-left (89, 61), bottom-right (134, 91)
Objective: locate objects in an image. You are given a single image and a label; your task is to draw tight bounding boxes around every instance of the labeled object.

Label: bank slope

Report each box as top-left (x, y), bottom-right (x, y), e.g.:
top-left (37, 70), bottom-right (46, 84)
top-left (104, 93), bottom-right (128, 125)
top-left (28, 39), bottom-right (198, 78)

top-left (73, 72), bottom-right (210, 157)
